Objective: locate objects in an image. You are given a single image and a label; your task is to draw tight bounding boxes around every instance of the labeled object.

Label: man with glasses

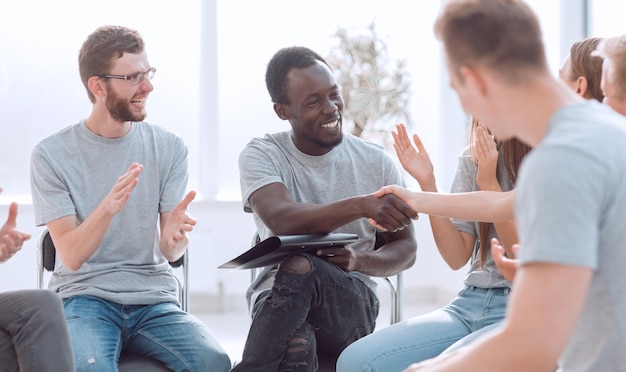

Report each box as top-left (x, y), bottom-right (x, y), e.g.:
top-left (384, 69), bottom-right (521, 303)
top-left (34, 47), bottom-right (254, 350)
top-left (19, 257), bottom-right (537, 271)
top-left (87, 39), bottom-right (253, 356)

top-left (30, 25), bottom-right (231, 371)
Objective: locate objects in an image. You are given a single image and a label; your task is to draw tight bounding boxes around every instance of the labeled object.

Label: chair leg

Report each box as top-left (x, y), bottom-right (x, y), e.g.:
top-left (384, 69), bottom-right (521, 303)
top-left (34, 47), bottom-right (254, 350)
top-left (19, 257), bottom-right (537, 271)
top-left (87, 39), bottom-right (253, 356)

top-left (384, 273), bottom-right (403, 325)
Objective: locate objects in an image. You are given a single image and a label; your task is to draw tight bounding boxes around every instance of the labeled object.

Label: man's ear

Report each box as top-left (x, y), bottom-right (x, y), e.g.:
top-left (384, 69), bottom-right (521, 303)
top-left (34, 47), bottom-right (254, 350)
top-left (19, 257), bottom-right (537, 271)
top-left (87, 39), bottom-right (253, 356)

top-left (273, 103), bottom-right (290, 120)
top-left (87, 76), bottom-right (106, 99)
top-left (460, 66), bottom-right (488, 97)
top-left (576, 76), bottom-right (588, 97)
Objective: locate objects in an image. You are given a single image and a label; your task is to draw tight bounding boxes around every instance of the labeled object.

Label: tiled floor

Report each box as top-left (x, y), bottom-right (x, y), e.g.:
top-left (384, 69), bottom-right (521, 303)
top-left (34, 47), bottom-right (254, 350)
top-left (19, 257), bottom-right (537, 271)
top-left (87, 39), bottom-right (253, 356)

top-left (195, 300), bottom-right (444, 365)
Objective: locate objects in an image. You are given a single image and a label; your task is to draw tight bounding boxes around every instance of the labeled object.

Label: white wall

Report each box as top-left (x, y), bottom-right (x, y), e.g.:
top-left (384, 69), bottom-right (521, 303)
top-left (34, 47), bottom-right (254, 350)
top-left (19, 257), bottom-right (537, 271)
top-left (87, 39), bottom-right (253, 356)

top-left (0, 0), bottom-right (588, 313)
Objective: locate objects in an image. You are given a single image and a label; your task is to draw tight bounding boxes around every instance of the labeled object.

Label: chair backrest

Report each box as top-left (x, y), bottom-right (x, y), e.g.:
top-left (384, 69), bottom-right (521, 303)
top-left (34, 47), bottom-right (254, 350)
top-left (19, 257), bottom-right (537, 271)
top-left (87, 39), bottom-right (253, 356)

top-left (36, 229), bottom-right (189, 312)
top-left (249, 231), bottom-right (403, 324)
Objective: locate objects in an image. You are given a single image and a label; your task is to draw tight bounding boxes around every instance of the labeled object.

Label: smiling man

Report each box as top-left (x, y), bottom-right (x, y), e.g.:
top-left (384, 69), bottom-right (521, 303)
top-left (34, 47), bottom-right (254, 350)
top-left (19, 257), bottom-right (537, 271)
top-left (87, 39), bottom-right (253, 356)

top-left (30, 25), bottom-right (230, 371)
top-left (233, 46), bottom-right (418, 372)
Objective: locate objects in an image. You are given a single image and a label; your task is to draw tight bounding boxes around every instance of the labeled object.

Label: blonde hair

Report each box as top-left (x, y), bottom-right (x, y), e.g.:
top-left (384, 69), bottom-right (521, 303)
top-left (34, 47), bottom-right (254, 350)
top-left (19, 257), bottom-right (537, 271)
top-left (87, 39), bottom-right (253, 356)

top-left (595, 35), bottom-right (626, 99)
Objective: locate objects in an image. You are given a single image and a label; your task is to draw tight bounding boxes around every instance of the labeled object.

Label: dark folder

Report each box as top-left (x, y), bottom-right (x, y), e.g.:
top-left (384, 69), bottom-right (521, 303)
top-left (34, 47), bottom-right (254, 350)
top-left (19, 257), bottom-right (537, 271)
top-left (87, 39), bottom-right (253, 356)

top-left (219, 233), bottom-right (359, 270)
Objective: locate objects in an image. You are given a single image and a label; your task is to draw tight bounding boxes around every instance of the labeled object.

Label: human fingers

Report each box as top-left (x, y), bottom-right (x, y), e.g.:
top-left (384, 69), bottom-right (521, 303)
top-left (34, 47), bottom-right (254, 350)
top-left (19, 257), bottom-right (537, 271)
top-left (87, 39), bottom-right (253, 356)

top-left (491, 238), bottom-right (505, 260)
top-left (176, 191), bottom-right (197, 212)
top-left (373, 185), bottom-right (395, 198)
top-left (368, 218), bottom-right (388, 231)
top-left (491, 238), bottom-right (517, 281)
top-left (7, 229), bottom-right (31, 245)
top-left (373, 186), bottom-right (419, 217)
top-left (479, 126), bottom-right (497, 156)
top-left (510, 244), bottom-right (519, 259)
top-left (392, 125), bottom-right (416, 161)
top-left (316, 245), bottom-right (350, 258)
top-left (388, 195), bottom-right (418, 222)
top-left (372, 194), bottom-right (416, 230)
top-left (395, 123), bottom-right (411, 148)
top-left (111, 164), bottom-right (142, 199)
top-left (1, 233), bottom-right (21, 255)
top-left (411, 133), bottom-right (428, 156)
top-left (3, 202), bottom-right (18, 229)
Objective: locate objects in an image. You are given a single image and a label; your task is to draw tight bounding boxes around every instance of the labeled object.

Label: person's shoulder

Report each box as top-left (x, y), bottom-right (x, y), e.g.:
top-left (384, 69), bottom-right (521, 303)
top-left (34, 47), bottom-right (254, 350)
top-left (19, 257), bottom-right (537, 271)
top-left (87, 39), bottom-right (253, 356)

top-left (34, 122), bottom-right (80, 149)
top-left (551, 101), bottom-right (626, 142)
top-left (243, 131), bottom-right (288, 152)
top-left (135, 121), bottom-right (187, 146)
top-left (342, 133), bottom-right (385, 153)
top-left (137, 121), bottom-right (180, 137)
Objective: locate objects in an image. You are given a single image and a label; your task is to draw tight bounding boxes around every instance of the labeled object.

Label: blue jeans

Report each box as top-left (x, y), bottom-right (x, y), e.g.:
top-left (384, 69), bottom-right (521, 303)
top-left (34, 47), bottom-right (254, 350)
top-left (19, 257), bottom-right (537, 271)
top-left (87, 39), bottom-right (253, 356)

top-left (63, 296), bottom-right (231, 372)
top-left (232, 254), bottom-right (380, 372)
top-left (336, 285), bottom-right (509, 371)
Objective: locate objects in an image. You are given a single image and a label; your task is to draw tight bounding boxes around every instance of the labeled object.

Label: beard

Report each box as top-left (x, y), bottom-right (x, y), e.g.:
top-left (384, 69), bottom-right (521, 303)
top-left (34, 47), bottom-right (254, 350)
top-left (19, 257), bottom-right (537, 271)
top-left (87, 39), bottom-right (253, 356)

top-left (105, 85), bottom-right (147, 122)
top-left (308, 130), bottom-right (343, 149)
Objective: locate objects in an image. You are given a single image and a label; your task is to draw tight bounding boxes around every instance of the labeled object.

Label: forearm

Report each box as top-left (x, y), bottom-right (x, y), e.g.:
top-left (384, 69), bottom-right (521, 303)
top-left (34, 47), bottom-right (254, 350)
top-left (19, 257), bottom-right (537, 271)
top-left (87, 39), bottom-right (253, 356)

top-left (428, 216), bottom-right (474, 270)
top-left (414, 190), bottom-right (515, 222)
top-left (262, 196), bottom-right (370, 235)
top-left (355, 229), bottom-right (417, 277)
top-left (493, 220), bottom-right (519, 257)
top-left (49, 208), bottom-right (114, 271)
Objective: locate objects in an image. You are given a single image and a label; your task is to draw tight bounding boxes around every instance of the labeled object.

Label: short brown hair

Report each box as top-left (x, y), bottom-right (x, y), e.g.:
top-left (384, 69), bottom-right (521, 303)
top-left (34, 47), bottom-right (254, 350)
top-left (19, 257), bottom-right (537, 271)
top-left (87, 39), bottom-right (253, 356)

top-left (595, 35), bottom-right (626, 100)
top-left (568, 37), bottom-right (604, 102)
top-left (78, 25), bottom-right (145, 103)
top-left (434, 0), bottom-right (547, 84)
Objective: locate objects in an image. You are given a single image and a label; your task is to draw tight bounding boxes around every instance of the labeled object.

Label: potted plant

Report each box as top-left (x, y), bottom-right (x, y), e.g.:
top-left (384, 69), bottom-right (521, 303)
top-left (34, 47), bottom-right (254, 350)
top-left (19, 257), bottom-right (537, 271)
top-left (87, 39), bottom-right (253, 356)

top-left (327, 21), bottom-right (413, 146)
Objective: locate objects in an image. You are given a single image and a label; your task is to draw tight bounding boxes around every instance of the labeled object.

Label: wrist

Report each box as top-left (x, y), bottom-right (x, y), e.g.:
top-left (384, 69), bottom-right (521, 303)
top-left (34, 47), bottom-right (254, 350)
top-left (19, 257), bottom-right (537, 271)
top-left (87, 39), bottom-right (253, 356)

top-left (478, 182), bottom-right (502, 192)
top-left (418, 177), bottom-right (438, 192)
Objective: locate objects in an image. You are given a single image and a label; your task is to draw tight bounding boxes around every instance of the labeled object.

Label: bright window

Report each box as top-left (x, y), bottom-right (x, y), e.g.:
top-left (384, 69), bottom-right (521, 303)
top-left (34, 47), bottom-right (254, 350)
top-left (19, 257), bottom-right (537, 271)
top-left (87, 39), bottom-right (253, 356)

top-left (0, 0), bottom-right (570, 203)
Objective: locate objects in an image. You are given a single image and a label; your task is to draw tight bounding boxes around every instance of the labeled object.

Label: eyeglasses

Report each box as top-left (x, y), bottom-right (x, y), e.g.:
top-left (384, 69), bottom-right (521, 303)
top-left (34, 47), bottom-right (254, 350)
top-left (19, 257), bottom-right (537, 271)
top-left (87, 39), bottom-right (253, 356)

top-left (98, 67), bottom-right (156, 85)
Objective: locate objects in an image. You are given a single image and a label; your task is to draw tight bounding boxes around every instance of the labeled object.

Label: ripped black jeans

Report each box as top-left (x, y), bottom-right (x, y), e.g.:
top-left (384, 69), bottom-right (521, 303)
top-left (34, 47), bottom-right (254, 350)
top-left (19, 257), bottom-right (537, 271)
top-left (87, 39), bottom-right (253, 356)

top-left (232, 254), bottom-right (379, 372)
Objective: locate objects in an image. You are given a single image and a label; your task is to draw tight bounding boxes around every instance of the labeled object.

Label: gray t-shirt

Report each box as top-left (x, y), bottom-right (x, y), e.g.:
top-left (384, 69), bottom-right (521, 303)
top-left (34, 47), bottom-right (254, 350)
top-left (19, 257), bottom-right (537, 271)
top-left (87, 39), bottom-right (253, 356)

top-left (239, 131), bottom-right (407, 305)
top-left (451, 146), bottom-right (514, 289)
top-left (517, 101), bottom-right (626, 370)
top-left (30, 120), bottom-right (188, 306)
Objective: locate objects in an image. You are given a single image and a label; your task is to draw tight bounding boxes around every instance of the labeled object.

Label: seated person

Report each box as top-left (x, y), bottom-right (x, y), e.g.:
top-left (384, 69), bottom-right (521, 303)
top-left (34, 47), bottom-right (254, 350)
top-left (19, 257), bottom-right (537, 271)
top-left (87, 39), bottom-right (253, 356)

top-left (381, 1), bottom-right (626, 370)
top-left (232, 46), bottom-right (418, 372)
top-left (29, 25), bottom-right (230, 371)
top-left (337, 120), bottom-right (530, 371)
top-left (0, 189), bottom-right (74, 372)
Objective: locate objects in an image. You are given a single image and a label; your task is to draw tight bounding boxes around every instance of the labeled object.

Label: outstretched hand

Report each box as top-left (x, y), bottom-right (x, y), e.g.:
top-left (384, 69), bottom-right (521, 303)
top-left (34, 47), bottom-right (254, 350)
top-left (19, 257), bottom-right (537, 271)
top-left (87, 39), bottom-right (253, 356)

top-left (100, 163), bottom-right (143, 216)
top-left (163, 191), bottom-right (197, 249)
top-left (491, 238), bottom-right (519, 281)
top-left (369, 186), bottom-right (420, 231)
top-left (392, 123), bottom-right (435, 188)
top-left (0, 194), bottom-right (32, 263)
top-left (373, 185), bottom-right (418, 209)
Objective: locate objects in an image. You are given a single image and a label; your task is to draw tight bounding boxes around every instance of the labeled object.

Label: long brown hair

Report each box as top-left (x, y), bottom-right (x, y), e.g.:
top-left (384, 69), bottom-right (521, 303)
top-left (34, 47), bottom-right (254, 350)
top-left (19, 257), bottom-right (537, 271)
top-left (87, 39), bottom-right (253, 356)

top-left (469, 118), bottom-right (531, 266)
